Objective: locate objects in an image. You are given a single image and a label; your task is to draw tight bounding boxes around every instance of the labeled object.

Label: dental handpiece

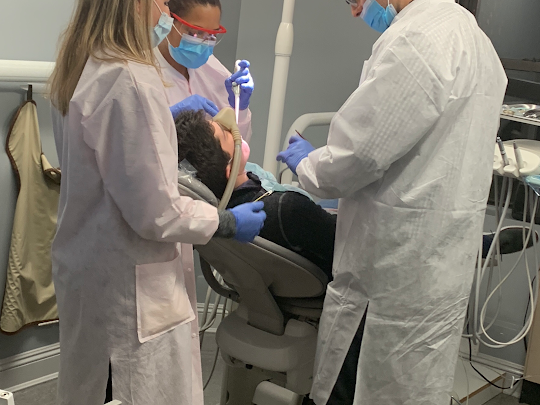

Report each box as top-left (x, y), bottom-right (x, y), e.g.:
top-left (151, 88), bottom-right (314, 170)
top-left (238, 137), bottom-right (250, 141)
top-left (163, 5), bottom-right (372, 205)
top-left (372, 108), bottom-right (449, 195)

top-left (496, 137), bottom-right (509, 166)
top-left (513, 141), bottom-right (525, 173)
top-left (233, 60), bottom-right (241, 124)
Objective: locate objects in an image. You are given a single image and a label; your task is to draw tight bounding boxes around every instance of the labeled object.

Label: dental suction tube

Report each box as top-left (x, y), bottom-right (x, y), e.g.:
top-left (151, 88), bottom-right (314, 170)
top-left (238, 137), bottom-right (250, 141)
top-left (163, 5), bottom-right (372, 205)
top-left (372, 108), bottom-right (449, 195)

top-left (215, 107), bottom-right (242, 210)
top-left (233, 60), bottom-right (241, 125)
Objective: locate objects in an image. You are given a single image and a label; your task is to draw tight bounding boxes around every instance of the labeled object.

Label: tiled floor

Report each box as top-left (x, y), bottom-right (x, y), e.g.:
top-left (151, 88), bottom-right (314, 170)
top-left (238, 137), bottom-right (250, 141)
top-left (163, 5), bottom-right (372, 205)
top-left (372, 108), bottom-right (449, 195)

top-left (484, 394), bottom-right (522, 405)
top-left (10, 336), bottom-right (529, 405)
top-left (12, 379), bottom-right (56, 405)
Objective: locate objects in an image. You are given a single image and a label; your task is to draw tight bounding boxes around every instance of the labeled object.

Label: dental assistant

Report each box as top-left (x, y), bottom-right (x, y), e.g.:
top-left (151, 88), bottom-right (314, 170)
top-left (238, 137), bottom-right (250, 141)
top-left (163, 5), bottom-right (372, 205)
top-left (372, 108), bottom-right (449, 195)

top-left (278, 0), bottom-right (507, 404)
top-left (49, 0), bottom-right (265, 404)
top-left (154, 1), bottom-right (253, 402)
top-left (157, 0), bottom-right (253, 142)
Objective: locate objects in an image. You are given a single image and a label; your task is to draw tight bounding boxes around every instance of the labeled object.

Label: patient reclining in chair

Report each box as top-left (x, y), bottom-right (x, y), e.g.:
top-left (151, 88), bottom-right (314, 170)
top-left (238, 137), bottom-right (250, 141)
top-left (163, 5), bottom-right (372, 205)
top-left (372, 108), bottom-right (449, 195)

top-left (175, 110), bottom-right (337, 279)
top-left (175, 110), bottom-right (514, 282)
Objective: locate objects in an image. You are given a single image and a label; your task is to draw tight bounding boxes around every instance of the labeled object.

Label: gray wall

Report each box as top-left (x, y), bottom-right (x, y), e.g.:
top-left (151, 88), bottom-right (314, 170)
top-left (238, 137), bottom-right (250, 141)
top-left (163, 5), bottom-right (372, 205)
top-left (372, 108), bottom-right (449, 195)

top-left (212, 0), bottom-right (242, 71)
top-left (477, 0), bottom-right (540, 61)
top-left (0, 0), bottom-right (75, 62)
top-left (477, 0), bottom-right (540, 88)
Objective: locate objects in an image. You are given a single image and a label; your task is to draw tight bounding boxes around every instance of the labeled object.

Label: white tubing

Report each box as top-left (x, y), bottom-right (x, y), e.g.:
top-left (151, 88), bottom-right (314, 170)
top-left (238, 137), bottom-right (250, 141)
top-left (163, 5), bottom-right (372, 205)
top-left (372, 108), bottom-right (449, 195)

top-left (478, 193), bottom-right (539, 347)
top-left (467, 177), bottom-right (540, 349)
top-left (279, 112), bottom-right (335, 184)
top-left (470, 178), bottom-right (512, 343)
top-left (262, 0), bottom-right (295, 176)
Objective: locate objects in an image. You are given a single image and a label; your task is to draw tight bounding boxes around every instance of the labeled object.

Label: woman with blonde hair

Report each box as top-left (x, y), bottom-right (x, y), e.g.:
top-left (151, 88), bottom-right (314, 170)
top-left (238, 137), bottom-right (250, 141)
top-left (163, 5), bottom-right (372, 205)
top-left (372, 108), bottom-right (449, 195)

top-left (49, 0), bottom-right (265, 404)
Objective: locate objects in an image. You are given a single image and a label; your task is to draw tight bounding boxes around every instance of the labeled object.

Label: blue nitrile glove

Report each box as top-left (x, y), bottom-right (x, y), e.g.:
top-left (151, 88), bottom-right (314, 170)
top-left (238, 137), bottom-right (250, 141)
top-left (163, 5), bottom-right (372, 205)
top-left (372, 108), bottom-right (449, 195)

top-left (170, 94), bottom-right (219, 119)
top-left (229, 201), bottom-right (266, 243)
top-left (225, 60), bottom-right (254, 111)
top-left (276, 135), bottom-right (315, 175)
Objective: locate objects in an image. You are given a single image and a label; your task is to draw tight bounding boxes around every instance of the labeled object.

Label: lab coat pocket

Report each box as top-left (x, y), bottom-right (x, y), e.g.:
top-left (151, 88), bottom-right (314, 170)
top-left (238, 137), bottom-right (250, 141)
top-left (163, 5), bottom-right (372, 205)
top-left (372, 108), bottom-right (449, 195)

top-left (135, 252), bottom-right (195, 343)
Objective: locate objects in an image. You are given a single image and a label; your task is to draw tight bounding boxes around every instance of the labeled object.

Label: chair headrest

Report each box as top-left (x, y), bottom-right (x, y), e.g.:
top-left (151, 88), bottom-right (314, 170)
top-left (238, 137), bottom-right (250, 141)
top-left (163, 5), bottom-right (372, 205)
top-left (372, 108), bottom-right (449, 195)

top-left (177, 165), bottom-right (219, 207)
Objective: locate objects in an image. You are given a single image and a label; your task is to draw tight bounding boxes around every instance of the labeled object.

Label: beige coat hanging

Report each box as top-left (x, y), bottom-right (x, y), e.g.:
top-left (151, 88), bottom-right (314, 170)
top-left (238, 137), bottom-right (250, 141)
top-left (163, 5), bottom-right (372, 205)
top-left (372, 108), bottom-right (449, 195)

top-left (1, 94), bottom-right (60, 333)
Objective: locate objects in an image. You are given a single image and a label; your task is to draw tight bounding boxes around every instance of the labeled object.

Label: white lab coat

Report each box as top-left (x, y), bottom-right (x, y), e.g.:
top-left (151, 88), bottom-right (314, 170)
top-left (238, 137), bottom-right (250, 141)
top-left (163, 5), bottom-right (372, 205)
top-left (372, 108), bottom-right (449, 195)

top-left (155, 49), bottom-right (253, 405)
top-left (297, 1), bottom-right (507, 404)
top-left (51, 56), bottom-right (219, 405)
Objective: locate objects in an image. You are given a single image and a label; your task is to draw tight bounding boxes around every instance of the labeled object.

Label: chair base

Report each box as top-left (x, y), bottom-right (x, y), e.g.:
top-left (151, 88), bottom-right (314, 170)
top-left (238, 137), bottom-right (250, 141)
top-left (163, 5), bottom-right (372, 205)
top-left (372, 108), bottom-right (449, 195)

top-left (217, 307), bottom-right (318, 396)
top-left (220, 365), bottom-right (306, 405)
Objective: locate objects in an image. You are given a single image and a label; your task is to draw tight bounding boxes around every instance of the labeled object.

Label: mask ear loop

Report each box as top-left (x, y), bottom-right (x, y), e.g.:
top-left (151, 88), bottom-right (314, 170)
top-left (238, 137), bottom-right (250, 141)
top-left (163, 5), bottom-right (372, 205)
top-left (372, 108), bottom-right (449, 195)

top-left (153, 0), bottom-right (166, 15)
top-left (166, 21), bottom-right (184, 48)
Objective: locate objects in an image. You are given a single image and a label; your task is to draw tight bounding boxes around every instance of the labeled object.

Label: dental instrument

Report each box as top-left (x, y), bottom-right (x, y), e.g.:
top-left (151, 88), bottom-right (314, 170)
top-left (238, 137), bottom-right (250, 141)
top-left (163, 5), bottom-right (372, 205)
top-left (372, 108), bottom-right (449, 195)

top-left (233, 60), bottom-right (241, 124)
top-left (254, 190), bottom-right (274, 202)
top-left (514, 141), bottom-right (525, 173)
top-left (497, 137), bottom-right (509, 166)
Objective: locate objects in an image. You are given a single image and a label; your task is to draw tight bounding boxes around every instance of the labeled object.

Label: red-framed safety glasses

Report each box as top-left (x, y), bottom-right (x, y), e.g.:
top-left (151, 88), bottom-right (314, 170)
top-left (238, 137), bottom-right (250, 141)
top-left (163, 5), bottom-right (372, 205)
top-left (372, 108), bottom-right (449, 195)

top-left (171, 13), bottom-right (227, 43)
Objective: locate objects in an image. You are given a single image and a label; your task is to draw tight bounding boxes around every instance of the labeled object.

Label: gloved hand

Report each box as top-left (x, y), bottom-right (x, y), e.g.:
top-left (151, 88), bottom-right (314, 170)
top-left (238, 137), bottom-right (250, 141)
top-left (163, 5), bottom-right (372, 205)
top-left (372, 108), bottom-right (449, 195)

top-left (276, 135), bottom-right (315, 175)
top-left (225, 60), bottom-right (254, 111)
top-left (229, 201), bottom-right (266, 243)
top-left (170, 94), bottom-right (219, 119)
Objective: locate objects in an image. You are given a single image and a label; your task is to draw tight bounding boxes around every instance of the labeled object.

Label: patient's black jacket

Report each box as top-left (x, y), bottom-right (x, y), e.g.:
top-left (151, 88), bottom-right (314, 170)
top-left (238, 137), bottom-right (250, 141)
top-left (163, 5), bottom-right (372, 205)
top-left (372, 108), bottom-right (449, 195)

top-left (227, 173), bottom-right (336, 279)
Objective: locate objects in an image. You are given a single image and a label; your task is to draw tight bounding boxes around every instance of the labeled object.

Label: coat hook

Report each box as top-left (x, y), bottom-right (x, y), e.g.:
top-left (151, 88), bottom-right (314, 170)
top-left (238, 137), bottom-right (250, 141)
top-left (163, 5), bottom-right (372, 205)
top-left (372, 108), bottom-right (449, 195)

top-left (27, 84), bottom-right (33, 101)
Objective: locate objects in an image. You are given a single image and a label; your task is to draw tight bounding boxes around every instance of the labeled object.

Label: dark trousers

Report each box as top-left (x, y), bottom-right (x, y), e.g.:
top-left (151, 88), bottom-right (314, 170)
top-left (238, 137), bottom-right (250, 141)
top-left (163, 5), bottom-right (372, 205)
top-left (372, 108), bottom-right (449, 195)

top-left (326, 311), bottom-right (367, 405)
top-left (105, 361), bottom-right (112, 403)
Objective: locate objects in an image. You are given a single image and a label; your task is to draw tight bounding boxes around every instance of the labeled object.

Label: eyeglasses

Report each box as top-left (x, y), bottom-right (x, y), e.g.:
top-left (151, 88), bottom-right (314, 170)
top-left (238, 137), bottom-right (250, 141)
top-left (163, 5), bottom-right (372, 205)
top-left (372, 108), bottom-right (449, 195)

top-left (345, 0), bottom-right (358, 6)
top-left (171, 13), bottom-right (227, 44)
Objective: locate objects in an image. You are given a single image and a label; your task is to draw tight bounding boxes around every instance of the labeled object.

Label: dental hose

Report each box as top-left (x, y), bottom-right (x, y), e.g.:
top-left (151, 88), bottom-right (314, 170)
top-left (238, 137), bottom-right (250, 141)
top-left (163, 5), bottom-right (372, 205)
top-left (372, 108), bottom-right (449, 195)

top-left (216, 62), bottom-right (243, 211)
top-left (217, 123), bottom-right (242, 210)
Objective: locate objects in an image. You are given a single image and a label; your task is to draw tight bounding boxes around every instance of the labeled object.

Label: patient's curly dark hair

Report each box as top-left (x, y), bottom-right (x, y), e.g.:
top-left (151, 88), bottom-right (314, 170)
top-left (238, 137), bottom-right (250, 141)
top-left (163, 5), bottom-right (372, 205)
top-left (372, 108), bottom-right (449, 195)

top-left (175, 109), bottom-right (230, 199)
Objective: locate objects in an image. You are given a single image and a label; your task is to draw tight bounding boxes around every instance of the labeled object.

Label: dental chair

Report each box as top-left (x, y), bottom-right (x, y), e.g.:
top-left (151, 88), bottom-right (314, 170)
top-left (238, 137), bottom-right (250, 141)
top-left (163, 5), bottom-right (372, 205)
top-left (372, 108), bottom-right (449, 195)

top-left (178, 170), bottom-right (329, 405)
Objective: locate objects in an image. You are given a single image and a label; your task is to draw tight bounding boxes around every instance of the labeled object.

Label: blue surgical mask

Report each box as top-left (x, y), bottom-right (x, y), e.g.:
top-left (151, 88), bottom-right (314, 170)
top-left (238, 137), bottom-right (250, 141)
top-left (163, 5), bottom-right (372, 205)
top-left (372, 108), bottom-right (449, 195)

top-left (360, 0), bottom-right (397, 33)
top-left (152, 11), bottom-right (174, 47)
top-left (168, 34), bottom-right (215, 69)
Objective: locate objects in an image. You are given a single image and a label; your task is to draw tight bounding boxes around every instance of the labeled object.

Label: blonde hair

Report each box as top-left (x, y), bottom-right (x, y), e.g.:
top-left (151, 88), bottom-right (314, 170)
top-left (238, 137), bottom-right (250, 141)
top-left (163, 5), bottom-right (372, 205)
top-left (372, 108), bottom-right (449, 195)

top-left (50, 0), bottom-right (158, 115)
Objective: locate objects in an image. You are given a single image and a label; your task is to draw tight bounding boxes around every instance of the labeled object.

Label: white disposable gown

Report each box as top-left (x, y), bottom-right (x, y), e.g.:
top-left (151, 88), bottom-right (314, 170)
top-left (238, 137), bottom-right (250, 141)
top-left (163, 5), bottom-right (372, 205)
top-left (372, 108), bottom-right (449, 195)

top-left (51, 57), bottom-right (219, 405)
top-left (297, 1), bottom-right (508, 404)
top-left (154, 50), bottom-right (252, 404)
